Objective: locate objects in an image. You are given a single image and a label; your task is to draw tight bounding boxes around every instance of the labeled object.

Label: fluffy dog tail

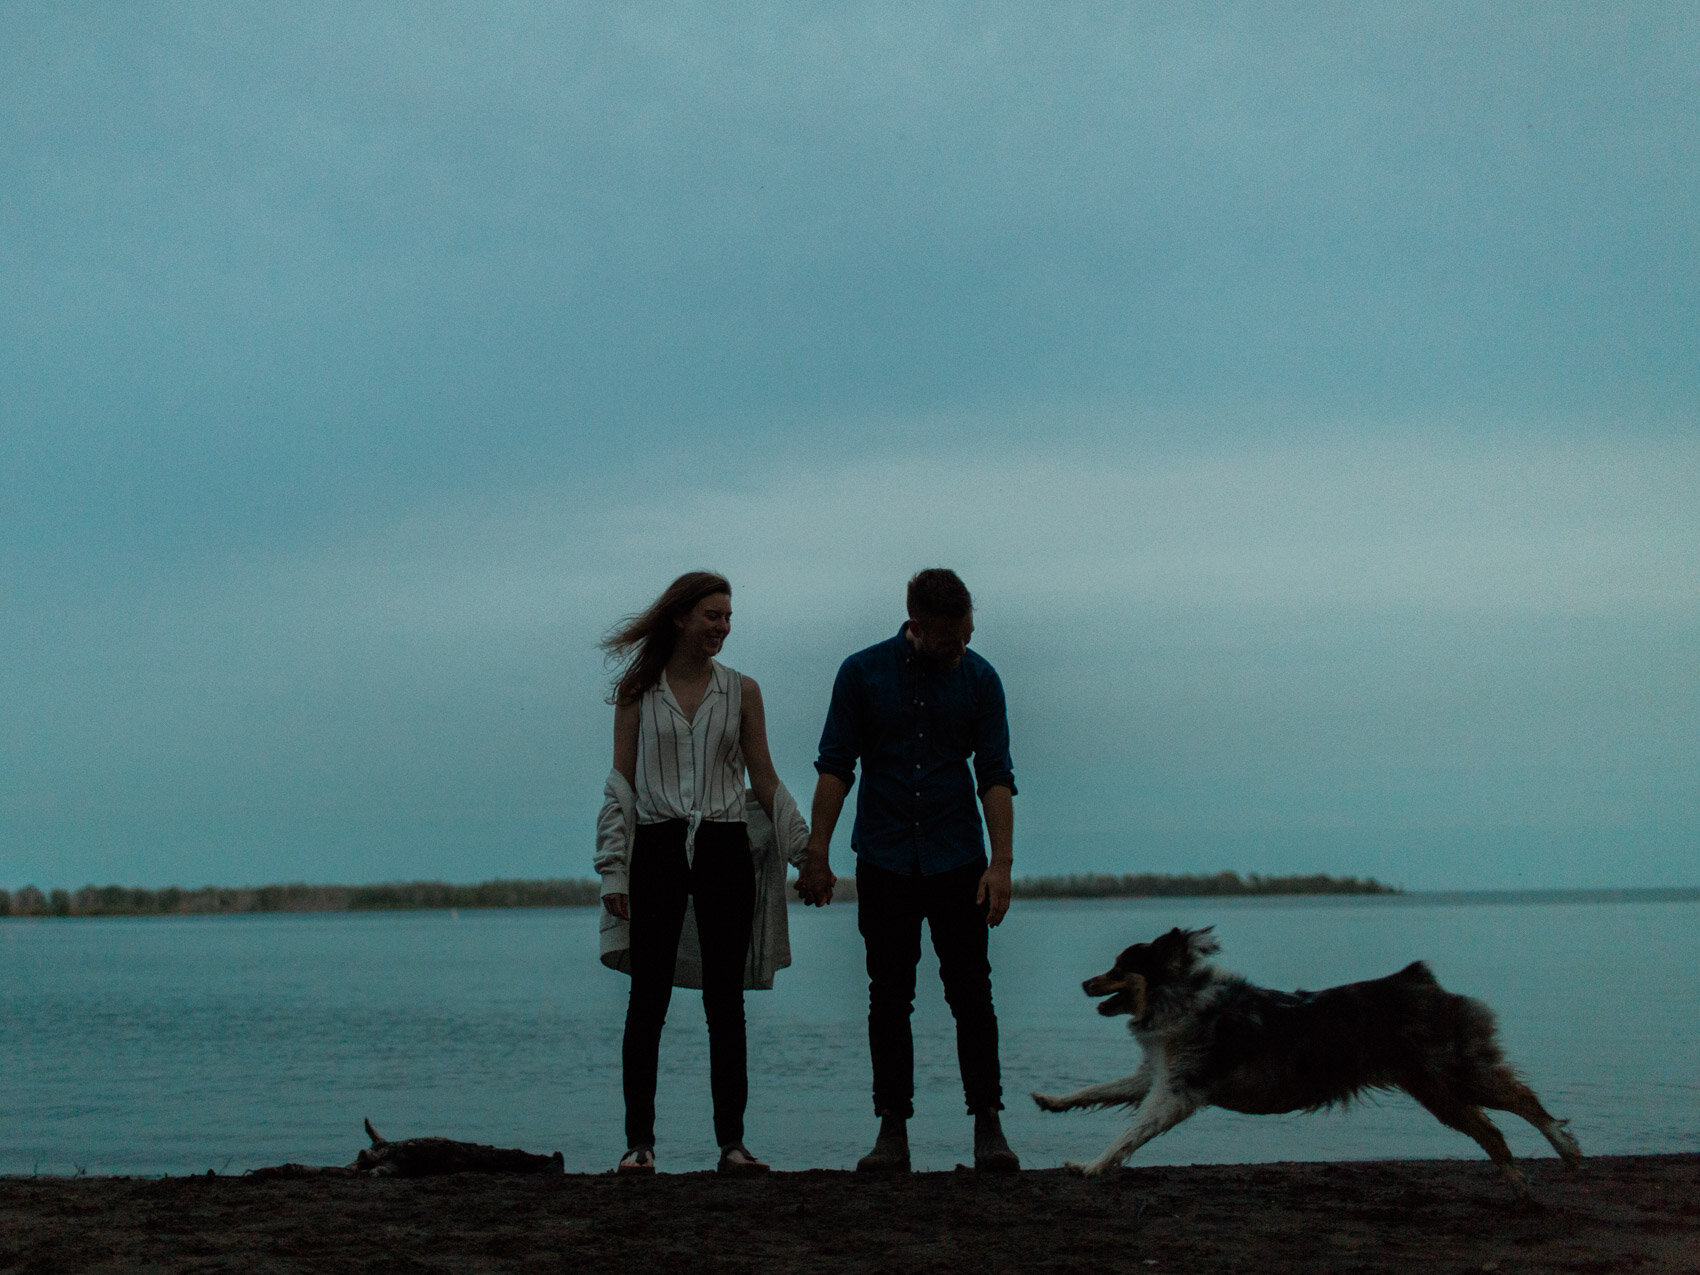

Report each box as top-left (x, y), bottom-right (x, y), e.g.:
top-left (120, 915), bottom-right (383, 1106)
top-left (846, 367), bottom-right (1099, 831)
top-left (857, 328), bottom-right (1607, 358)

top-left (1407, 966), bottom-right (1509, 1082)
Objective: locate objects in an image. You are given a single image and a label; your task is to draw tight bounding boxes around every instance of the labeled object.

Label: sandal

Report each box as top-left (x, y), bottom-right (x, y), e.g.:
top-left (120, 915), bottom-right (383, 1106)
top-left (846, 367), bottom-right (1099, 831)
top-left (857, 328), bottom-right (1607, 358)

top-left (616, 1146), bottom-right (655, 1175)
top-left (716, 1144), bottom-right (770, 1175)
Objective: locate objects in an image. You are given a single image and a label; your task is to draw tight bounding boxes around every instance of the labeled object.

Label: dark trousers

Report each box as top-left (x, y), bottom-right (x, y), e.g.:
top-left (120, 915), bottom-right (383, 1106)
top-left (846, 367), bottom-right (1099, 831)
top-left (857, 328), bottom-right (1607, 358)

top-left (623, 819), bottom-right (756, 1149)
top-left (856, 857), bottom-right (1003, 1119)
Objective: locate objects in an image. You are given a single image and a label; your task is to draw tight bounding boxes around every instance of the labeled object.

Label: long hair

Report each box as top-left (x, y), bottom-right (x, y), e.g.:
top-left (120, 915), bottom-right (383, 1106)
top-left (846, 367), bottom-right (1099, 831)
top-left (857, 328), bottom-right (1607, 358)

top-left (601, 571), bottom-right (732, 706)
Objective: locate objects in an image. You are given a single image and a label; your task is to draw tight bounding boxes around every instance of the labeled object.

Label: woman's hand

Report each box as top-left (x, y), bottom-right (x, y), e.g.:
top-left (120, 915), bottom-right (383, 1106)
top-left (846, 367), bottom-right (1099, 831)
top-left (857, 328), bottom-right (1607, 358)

top-left (603, 893), bottom-right (630, 921)
top-left (795, 853), bottom-right (835, 907)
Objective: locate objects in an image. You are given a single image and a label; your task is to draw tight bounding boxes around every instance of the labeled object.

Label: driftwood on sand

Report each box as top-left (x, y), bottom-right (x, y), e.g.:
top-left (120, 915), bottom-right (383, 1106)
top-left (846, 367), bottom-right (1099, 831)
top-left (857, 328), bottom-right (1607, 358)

top-left (245, 1119), bottom-right (564, 1180)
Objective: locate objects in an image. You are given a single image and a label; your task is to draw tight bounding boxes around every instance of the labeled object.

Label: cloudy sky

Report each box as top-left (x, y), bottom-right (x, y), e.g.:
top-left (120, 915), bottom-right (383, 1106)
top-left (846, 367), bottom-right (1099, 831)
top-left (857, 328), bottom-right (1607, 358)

top-left (4, 3), bottom-right (1696, 892)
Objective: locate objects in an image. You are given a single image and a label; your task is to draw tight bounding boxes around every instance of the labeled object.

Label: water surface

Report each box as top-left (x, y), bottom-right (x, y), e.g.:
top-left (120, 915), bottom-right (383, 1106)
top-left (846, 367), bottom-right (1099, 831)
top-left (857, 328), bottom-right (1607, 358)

top-left (3, 896), bottom-right (1695, 1175)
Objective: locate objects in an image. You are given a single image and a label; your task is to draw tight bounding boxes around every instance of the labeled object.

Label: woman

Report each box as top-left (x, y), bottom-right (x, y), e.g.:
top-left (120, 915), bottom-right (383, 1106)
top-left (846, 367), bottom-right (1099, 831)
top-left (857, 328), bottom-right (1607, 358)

top-left (594, 571), bottom-right (805, 1175)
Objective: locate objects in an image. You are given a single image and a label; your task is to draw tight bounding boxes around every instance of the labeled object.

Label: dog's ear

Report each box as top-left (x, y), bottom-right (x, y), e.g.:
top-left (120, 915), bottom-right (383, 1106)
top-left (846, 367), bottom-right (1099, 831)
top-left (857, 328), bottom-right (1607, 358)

top-left (1153, 926), bottom-right (1218, 973)
top-left (1185, 926), bottom-right (1221, 959)
top-left (1154, 927), bottom-right (1192, 972)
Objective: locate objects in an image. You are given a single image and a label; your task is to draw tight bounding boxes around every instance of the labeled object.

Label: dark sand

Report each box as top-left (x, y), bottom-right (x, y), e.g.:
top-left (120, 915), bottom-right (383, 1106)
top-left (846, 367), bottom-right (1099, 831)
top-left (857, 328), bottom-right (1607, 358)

top-left (2, 1155), bottom-right (1696, 1273)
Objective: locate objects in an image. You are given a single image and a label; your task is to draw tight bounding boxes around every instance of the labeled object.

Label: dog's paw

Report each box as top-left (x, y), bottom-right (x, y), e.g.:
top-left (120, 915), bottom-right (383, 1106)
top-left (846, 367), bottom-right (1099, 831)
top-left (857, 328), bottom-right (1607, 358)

top-left (1061, 1161), bottom-right (1087, 1176)
top-left (1551, 1120), bottom-right (1583, 1169)
top-left (1031, 1091), bottom-right (1066, 1113)
top-left (1498, 1164), bottom-right (1544, 1209)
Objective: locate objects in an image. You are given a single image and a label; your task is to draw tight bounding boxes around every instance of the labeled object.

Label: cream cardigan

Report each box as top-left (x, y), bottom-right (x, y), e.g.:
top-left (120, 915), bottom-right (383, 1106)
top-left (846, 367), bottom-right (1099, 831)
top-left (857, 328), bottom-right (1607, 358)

top-left (595, 770), bottom-right (810, 990)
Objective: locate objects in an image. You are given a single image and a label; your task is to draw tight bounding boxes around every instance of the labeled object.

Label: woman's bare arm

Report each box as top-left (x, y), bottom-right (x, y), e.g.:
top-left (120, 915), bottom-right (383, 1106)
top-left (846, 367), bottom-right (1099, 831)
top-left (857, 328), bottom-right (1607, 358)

top-left (612, 701), bottom-right (639, 785)
top-left (605, 702), bottom-right (640, 920)
top-left (740, 675), bottom-right (780, 816)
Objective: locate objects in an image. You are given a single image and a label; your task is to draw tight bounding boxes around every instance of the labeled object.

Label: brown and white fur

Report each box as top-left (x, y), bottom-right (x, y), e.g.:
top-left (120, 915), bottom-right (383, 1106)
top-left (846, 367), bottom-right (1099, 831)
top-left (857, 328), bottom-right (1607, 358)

top-left (1032, 927), bottom-right (1581, 1199)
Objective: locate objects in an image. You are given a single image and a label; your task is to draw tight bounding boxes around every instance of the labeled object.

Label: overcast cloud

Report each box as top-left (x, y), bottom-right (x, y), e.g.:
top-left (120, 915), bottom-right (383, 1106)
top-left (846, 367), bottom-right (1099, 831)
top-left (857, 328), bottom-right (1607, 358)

top-left (4, 3), bottom-right (1696, 890)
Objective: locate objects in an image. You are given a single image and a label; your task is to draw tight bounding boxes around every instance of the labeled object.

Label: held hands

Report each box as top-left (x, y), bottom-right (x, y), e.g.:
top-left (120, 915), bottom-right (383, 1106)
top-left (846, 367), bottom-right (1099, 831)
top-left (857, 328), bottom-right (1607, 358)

top-left (795, 850), bottom-right (836, 907)
top-left (977, 862), bottom-right (1012, 927)
top-left (602, 893), bottom-right (630, 921)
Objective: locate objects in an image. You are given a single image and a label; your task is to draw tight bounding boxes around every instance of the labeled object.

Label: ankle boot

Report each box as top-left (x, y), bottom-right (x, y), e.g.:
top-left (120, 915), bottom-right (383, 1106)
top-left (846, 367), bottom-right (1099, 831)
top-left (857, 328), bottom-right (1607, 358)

top-left (856, 1113), bottom-right (911, 1173)
top-left (974, 1110), bottom-right (1019, 1173)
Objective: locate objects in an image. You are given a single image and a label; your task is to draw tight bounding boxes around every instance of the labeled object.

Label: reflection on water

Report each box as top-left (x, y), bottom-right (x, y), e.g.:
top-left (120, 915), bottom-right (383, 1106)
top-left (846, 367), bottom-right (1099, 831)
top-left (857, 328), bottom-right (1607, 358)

top-left (2, 896), bottom-right (1696, 1175)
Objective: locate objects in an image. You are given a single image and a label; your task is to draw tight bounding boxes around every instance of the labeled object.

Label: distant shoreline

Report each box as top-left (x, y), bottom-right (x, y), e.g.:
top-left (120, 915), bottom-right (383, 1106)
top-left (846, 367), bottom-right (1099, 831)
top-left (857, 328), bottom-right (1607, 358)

top-left (0, 870), bottom-right (1403, 918)
top-left (2, 874), bottom-right (1692, 919)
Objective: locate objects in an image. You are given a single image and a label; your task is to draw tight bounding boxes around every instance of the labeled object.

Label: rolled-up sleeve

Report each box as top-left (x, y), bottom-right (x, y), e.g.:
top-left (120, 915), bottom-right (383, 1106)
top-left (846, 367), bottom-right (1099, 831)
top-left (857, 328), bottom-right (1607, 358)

top-left (971, 666), bottom-right (1017, 797)
top-left (814, 660), bottom-right (861, 789)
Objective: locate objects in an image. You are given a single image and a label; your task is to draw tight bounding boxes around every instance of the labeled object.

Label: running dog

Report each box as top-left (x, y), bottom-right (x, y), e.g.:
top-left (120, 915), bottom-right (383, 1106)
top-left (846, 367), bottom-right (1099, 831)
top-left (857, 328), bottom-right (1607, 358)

top-left (1032, 927), bottom-right (1581, 1198)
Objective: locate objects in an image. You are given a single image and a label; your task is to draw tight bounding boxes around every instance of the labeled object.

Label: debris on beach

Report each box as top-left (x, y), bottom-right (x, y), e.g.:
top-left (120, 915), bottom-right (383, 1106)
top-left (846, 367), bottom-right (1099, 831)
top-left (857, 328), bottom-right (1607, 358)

top-left (245, 1119), bottom-right (563, 1179)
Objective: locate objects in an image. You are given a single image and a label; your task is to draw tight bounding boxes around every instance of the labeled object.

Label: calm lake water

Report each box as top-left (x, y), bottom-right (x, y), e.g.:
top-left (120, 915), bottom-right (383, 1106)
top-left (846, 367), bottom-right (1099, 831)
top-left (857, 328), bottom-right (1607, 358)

top-left (3, 895), bottom-right (1696, 1176)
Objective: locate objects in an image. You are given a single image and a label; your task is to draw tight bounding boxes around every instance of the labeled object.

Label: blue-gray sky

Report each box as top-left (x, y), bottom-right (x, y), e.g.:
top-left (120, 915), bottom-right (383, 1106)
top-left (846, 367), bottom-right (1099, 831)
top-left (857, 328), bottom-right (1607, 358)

top-left (4, 3), bottom-right (1696, 891)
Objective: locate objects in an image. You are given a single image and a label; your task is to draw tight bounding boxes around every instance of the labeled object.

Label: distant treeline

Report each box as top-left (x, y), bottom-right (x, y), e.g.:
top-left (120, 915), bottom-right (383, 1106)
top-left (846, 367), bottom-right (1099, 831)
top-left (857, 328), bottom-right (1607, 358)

top-left (1, 871), bottom-right (1392, 918)
top-left (1013, 871), bottom-right (1398, 899)
top-left (0, 880), bottom-right (602, 918)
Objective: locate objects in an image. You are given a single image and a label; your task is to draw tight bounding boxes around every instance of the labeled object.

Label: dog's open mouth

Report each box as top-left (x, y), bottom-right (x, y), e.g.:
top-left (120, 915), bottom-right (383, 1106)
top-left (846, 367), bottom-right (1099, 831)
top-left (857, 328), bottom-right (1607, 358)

top-left (1083, 971), bottom-right (1147, 1019)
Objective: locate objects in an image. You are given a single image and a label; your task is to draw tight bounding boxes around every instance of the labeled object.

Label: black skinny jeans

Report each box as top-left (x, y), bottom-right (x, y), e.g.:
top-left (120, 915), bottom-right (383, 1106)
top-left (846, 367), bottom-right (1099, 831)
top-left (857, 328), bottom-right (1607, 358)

top-left (856, 857), bottom-right (1004, 1119)
top-left (622, 819), bottom-right (756, 1150)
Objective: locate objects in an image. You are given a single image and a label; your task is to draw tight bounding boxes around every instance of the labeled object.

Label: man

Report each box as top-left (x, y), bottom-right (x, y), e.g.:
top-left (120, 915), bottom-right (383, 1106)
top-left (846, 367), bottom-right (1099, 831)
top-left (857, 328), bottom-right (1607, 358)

top-left (797, 568), bottom-right (1019, 1173)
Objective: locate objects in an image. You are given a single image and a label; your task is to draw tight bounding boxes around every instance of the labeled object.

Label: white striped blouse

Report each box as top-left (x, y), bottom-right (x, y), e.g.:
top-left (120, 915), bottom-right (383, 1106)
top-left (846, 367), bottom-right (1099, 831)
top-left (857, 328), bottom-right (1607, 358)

top-left (635, 660), bottom-right (747, 831)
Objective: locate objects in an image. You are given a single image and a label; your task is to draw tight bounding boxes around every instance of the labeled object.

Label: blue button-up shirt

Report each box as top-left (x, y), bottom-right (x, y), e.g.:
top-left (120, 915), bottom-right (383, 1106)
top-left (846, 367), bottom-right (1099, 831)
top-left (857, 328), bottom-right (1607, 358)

top-left (814, 626), bottom-right (1017, 876)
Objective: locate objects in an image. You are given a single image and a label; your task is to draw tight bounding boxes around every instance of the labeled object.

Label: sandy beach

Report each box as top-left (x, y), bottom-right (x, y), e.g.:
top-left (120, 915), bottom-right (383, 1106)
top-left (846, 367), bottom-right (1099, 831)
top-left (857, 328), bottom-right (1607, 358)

top-left (2, 1154), bottom-right (1695, 1273)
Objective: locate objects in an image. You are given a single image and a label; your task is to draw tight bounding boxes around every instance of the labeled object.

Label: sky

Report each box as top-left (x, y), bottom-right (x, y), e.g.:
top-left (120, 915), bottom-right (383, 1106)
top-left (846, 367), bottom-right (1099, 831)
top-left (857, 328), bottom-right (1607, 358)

top-left (3, 3), bottom-right (1696, 892)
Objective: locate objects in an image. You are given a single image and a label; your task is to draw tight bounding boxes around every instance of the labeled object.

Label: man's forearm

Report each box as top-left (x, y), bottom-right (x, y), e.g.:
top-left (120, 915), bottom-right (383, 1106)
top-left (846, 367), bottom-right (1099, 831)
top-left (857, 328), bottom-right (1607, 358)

top-left (982, 785), bottom-right (1014, 868)
top-left (807, 772), bottom-right (850, 859)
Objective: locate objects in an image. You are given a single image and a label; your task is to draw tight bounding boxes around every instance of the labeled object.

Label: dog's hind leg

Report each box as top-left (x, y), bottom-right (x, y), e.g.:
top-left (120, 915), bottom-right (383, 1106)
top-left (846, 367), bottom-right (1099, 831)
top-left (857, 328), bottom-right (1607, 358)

top-left (1470, 1065), bottom-right (1582, 1169)
top-left (1033, 1062), bottom-right (1152, 1113)
top-left (1072, 1086), bottom-right (1197, 1178)
top-left (1404, 1080), bottom-right (1532, 1202)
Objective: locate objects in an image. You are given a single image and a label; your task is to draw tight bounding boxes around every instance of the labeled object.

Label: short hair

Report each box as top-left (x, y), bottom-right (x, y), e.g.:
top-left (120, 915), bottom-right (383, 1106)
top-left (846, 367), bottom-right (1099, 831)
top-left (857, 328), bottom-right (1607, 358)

top-left (906, 568), bottom-right (973, 621)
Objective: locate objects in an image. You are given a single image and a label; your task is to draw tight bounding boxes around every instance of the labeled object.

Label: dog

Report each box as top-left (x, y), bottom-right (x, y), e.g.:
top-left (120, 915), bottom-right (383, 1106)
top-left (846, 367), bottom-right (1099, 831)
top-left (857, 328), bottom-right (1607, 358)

top-left (1032, 927), bottom-right (1581, 1198)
